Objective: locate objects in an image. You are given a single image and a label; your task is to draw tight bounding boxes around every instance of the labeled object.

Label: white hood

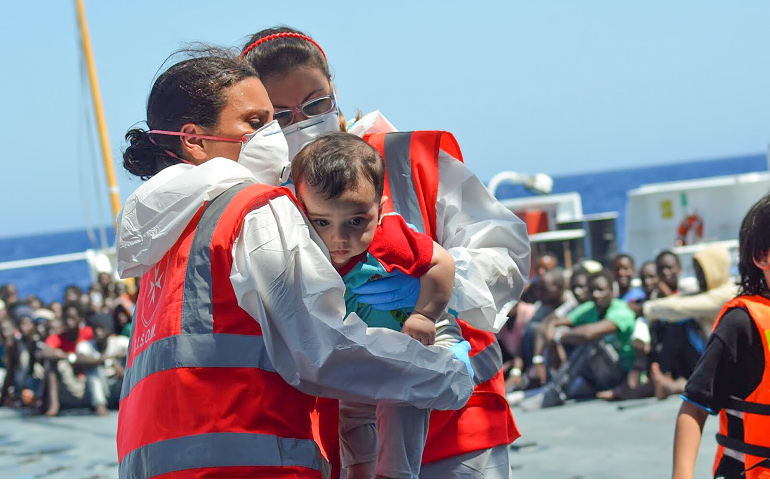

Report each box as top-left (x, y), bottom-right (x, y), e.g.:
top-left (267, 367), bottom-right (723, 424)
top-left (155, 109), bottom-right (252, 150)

top-left (346, 110), bottom-right (396, 136)
top-left (116, 158), bottom-right (257, 279)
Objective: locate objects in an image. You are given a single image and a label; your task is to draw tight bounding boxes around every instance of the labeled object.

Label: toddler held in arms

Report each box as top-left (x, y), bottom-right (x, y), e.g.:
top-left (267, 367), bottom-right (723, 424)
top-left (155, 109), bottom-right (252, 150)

top-left (291, 131), bottom-right (469, 479)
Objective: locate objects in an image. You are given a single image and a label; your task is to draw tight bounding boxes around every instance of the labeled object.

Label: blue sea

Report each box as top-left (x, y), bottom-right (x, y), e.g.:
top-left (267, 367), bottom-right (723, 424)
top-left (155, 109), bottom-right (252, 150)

top-left (1, 154), bottom-right (765, 304)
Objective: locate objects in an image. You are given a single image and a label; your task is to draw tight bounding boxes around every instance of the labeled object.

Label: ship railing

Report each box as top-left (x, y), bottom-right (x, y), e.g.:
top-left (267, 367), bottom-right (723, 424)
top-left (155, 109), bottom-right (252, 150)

top-left (0, 247), bottom-right (118, 281)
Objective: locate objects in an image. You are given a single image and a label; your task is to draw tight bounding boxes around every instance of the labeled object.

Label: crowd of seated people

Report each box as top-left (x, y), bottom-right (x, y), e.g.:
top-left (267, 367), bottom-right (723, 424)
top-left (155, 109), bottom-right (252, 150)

top-left (502, 246), bottom-right (737, 410)
top-left (0, 274), bottom-right (134, 416)
top-left (0, 248), bottom-right (736, 417)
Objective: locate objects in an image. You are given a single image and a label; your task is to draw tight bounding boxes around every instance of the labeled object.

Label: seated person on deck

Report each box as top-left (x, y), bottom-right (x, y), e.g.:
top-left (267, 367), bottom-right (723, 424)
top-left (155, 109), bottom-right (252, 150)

top-left (613, 253), bottom-right (646, 308)
top-left (39, 303), bottom-right (105, 416)
top-left (645, 245), bottom-right (738, 400)
top-left (523, 269), bottom-right (636, 409)
top-left (501, 267), bottom-right (569, 391)
top-left (596, 260), bottom-right (661, 401)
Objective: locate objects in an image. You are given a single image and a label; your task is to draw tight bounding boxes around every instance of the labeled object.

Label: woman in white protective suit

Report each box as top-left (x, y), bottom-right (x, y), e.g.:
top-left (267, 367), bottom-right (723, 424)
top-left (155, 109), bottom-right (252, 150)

top-left (241, 27), bottom-right (531, 479)
top-left (113, 48), bottom-right (475, 479)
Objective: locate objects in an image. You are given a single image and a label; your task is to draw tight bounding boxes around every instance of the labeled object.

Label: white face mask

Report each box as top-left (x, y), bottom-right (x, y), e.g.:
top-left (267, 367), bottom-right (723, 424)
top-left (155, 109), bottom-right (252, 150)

top-left (282, 110), bottom-right (340, 161)
top-left (238, 120), bottom-right (292, 186)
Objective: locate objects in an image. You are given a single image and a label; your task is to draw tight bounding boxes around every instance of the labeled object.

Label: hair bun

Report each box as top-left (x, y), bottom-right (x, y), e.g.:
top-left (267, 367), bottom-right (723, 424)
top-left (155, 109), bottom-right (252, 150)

top-left (123, 128), bottom-right (164, 180)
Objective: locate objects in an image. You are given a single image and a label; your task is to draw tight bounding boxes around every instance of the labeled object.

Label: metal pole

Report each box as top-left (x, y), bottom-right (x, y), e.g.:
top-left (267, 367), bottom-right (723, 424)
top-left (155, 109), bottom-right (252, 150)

top-left (74, 0), bottom-right (121, 225)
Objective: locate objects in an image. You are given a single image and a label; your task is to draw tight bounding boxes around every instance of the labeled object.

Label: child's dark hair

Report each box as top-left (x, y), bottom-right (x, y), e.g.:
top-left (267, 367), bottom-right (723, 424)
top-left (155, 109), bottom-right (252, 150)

top-left (112, 304), bottom-right (130, 334)
top-left (570, 266), bottom-right (589, 288)
top-left (64, 284), bottom-right (83, 298)
top-left (292, 132), bottom-right (384, 201)
top-left (655, 249), bottom-right (681, 268)
top-left (738, 193), bottom-right (770, 296)
top-left (639, 260), bottom-right (657, 274)
top-left (62, 301), bottom-right (84, 318)
top-left (542, 267), bottom-right (566, 290)
top-left (613, 253), bottom-right (635, 267)
top-left (588, 269), bottom-right (614, 287)
top-left (123, 47), bottom-right (258, 180)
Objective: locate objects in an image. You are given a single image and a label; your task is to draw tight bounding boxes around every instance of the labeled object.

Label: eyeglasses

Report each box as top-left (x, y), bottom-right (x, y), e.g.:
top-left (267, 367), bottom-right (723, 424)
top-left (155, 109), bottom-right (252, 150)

top-left (273, 92), bottom-right (336, 128)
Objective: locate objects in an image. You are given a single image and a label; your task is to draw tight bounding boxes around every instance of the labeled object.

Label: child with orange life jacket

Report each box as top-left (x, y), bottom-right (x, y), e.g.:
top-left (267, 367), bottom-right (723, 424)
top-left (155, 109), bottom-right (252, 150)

top-left (673, 192), bottom-right (770, 479)
top-left (291, 132), bottom-right (470, 479)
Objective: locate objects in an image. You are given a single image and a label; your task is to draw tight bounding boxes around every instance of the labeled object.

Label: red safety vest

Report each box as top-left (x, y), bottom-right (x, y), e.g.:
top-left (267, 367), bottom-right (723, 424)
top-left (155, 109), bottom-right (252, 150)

top-left (712, 295), bottom-right (770, 479)
top-left (316, 131), bottom-right (521, 467)
top-left (117, 183), bottom-right (324, 479)
top-left (367, 131), bottom-right (520, 464)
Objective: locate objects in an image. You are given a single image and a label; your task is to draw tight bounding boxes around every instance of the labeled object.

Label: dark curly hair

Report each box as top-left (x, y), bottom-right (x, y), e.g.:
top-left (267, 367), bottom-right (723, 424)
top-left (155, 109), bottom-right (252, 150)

top-left (123, 47), bottom-right (258, 180)
top-left (737, 193), bottom-right (770, 296)
top-left (291, 132), bottom-right (384, 201)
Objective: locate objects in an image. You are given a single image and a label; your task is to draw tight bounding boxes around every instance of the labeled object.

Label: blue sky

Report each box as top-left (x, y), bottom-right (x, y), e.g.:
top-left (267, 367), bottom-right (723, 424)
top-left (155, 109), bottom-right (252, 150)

top-left (2, 1), bottom-right (769, 237)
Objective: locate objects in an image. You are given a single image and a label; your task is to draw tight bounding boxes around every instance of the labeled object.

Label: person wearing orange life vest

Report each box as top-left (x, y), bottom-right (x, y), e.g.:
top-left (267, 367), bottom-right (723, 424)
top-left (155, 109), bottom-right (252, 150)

top-left (241, 27), bottom-right (531, 478)
top-left (673, 193), bottom-right (770, 479)
top-left (115, 50), bottom-right (475, 479)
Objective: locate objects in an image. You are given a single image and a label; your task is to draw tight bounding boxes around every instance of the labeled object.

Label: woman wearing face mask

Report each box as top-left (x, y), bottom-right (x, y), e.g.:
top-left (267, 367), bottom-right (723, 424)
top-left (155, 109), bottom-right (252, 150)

top-left (242, 28), bottom-right (531, 479)
top-left (115, 48), bottom-right (474, 479)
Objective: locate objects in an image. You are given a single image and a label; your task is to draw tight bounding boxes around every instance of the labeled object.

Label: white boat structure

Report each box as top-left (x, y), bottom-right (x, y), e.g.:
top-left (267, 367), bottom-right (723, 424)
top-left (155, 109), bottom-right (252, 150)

top-left (624, 167), bottom-right (769, 278)
top-left (5, 153), bottom-right (768, 287)
top-left (489, 147), bottom-right (770, 278)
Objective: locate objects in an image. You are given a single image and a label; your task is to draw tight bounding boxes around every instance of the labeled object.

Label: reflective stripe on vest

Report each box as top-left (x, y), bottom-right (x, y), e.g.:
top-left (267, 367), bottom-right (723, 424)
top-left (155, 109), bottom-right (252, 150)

top-left (119, 432), bottom-right (323, 479)
top-left (383, 133), bottom-right (426, 234)
top-left (119, 183), bottom-right (321, 478)
top-left (121, 184), bottom-right (277, 400)
top-left (367, 130), bottom-right (459, 240)
top-left (181, 182), bottom-right (245, 335)
top-left (365, 131), bottom-right (520, 463)
top-left (370, 132), bottom-right (504, 380)
top-left (471, 337), bottom-right (503, 385)
top-left (120, 333), bottom-right (274, 400)
top-left (713, 295), bottom-right (770, 479)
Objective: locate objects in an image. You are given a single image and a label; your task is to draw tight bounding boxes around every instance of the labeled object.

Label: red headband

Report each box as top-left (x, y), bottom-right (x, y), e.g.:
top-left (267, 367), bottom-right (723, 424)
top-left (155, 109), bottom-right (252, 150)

top-left (241, 32), bottom-right (326, 59)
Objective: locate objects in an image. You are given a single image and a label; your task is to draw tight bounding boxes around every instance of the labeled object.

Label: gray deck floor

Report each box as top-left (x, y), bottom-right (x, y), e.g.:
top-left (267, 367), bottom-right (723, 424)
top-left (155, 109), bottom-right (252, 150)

top-left (0, 396), bottom-right (718, 478)
top-left (510, 396), bottom-right (718, 478)
top-left (0, 408), bottom-right (118, 478)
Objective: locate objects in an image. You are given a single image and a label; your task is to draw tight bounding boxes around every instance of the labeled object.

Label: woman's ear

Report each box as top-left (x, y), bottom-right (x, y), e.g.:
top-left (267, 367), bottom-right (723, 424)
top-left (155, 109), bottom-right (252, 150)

top-left (753, 253), bottom-right (770, 271)
top-left (179, 123), bottom-right (208, 164)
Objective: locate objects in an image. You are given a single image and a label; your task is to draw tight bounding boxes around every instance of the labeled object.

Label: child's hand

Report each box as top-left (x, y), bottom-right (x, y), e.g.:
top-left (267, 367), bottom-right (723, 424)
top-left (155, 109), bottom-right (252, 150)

top-left (402, 313), bottom-right (437, 345)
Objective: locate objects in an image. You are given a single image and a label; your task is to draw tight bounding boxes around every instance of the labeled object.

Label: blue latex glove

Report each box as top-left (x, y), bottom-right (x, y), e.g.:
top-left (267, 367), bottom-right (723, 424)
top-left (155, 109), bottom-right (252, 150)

top-left (351, 270), bottom-right (421, 311)
top-left (448, 341), bottom-right (475, 380)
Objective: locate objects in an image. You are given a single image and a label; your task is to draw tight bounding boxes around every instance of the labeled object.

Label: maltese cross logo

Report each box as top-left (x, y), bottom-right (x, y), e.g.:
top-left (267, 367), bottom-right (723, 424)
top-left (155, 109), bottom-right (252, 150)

top-left (140, 258), bottom-right (167, 328)
top-left (147, 266), bottom-right (163, 306)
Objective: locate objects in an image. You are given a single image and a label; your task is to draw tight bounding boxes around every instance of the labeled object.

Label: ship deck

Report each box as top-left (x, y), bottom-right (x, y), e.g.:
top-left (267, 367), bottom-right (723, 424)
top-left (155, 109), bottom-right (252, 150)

top-left (0, 395), bottom-right (718, 478)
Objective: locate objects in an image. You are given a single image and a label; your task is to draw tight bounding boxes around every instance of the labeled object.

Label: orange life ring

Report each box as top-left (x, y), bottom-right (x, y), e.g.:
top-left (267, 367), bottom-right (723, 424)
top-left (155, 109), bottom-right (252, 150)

top-left (676, 213), bottom-right (704, 245)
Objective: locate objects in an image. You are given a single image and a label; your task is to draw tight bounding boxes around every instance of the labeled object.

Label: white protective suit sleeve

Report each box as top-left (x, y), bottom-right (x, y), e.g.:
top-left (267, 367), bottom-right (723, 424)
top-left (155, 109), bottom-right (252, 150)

top-left (435, 151), bottom-right (531, 333)
top-left (349, 111), bottom-right (531, 334)
top-left (230, 195), bottom-right (474, 411)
